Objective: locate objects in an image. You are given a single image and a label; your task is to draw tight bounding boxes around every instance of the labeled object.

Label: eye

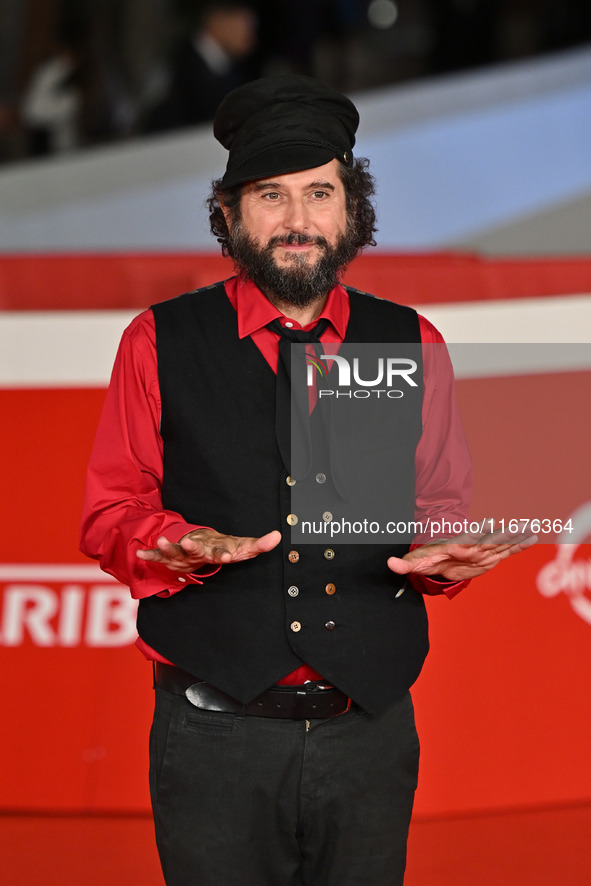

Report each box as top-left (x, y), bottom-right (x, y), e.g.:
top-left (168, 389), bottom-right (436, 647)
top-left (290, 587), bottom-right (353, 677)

top-left (262, 191), bottom-right (280, 201)
top-left (312, 190), bottom-right (328, 199)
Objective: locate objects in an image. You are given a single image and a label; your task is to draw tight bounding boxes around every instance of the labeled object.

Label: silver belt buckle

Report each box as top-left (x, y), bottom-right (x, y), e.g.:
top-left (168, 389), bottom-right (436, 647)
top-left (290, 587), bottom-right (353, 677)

top-left (184, 681), bottom-right (242, 713)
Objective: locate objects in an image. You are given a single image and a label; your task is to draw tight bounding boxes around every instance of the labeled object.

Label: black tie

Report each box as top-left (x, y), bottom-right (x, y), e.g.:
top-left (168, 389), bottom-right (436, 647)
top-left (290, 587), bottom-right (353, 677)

top-left (268, 317), bottom-right (330, 474)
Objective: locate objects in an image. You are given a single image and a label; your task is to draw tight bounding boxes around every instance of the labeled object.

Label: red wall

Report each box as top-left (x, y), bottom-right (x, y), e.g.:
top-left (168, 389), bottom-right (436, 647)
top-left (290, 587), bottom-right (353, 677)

top-left (1, 253), bottom-right (590, 816)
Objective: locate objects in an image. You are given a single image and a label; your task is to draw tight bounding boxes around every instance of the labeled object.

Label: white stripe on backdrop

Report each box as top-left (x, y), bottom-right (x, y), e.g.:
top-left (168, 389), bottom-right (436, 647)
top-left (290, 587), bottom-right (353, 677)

top-left (1, 296), bottom-right (590, 387)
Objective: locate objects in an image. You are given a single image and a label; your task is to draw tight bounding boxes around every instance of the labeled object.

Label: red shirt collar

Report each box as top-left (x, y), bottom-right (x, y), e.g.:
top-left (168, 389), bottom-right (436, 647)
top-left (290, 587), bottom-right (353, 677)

top-left (224, 275), bottom-right (349, 340)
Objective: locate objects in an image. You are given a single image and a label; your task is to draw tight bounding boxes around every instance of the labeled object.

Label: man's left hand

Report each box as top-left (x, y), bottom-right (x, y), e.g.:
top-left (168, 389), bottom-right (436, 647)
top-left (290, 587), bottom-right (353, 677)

top-left (387, 528), bottom-right (537, 582)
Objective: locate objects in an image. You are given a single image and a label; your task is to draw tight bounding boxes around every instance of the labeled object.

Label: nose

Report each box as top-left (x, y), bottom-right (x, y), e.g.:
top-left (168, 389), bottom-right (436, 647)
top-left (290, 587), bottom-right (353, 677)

top-left (282, 197), bottom-right (309, 233)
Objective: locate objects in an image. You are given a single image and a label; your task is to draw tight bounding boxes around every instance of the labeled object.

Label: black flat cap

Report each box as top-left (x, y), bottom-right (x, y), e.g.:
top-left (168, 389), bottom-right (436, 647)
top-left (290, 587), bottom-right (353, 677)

top-left (214, 74), bottom-right (359, 188)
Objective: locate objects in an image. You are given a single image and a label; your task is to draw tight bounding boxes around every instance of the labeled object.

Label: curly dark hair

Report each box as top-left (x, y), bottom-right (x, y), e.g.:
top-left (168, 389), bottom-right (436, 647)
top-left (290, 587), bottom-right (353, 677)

top-left (206, 157), bottom-right (378, 258)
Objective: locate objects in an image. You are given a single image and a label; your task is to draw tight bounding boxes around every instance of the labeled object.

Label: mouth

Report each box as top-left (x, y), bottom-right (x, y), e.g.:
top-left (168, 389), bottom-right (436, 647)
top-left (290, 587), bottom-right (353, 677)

top-left (270, 232), bottom-right (325, 250)
top-left (277, 242), bottom-right (316, 252)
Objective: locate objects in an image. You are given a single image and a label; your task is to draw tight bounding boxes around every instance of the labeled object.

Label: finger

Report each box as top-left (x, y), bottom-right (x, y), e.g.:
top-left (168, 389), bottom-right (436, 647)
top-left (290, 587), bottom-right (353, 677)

top-left (246, 530), bottom-right (282, 554)
top-left (443, 542), bottom-right (508, 561)
top-left (178, 537), bottom-right (232, 565)
top-left (222, 530), bottom-right (282, 563)
top-left (387, 556), bottom-right (412, 575)
top-left (493, 534), bottom-right (538, 559)
top-left (457, 534), bottom-right (537, 558)
top-left (136, 549), bottom-right (193, 570)
top-left (387, 551), bottom-right (449, 575)
top-left (178, 536), bottom-right (208, 558)
top-left (180, 535), bottom-right (241, 564)
top-left (476, 527), bottom-right (537, 546)
top-left (515, 533), bottom-right (538, 550)
top-left (180, 529), bottom-right (282, 564)
top-left (137, 536), bottom-right (198, 567)
top-left (155, 536), bottom-right (189, 558)
top-left (136, 548), bottom-right (162, 562)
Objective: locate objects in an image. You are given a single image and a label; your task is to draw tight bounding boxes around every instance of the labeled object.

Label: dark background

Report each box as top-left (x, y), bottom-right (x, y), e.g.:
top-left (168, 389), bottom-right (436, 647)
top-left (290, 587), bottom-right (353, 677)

top-left (1, 0), bottom-right (590, 164)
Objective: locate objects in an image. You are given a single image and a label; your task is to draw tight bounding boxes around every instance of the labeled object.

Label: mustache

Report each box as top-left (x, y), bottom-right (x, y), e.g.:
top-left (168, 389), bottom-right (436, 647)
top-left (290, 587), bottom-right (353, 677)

top-left (266, 232), bottom-right (330, 249)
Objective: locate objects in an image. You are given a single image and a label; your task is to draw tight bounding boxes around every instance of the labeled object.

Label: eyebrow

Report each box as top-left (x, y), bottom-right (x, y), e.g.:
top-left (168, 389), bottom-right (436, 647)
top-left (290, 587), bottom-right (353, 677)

top-left (309, 181), bottom-right (336, 191)
top-left (252, 180), bottom-right (336, 192)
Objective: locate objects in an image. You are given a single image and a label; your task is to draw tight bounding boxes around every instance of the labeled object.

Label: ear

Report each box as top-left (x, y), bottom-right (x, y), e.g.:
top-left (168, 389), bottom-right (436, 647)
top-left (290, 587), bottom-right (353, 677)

top-left (218, 191), bottom-right (236, 232)
top-left (220, 199), bottom-right (231, 229)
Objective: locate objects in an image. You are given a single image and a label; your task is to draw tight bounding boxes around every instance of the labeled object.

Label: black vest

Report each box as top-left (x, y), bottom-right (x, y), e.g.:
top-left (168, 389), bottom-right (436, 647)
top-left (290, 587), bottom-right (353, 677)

top-left (138, 283), bottom-right (429, 714)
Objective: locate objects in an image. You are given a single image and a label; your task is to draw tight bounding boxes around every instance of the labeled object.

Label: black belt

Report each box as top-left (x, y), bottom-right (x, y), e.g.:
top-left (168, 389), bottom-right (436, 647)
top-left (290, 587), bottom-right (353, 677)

top-left (154, 662), bottom-right (352, 720)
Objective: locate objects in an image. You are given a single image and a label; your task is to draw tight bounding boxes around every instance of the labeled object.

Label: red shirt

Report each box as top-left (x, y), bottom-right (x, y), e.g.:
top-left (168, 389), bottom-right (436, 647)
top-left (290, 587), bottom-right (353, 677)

top-left (80, 277), bottom-right (472, 681)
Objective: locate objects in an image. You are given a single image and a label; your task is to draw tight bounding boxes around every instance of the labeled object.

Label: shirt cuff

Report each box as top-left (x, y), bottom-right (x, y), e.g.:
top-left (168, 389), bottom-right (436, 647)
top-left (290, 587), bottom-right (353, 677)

top-left (408, 573), bottom-right (469, 599)
top-left (148, 522), bottom-right (222, 597)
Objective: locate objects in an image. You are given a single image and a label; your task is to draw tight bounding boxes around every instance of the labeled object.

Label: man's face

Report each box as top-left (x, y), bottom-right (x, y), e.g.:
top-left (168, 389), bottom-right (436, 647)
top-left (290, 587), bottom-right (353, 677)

top-left (239, 159), bottom-right (348, 261)
top-left (224, 159), bottom-right (357, 307)
top-left (208, 9), bottom-right (257, 59)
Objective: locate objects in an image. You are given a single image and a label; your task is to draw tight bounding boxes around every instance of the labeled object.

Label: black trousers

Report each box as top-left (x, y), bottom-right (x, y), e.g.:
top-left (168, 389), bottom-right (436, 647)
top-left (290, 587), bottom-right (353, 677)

top-left (149, 686), bottom-right (420, 886)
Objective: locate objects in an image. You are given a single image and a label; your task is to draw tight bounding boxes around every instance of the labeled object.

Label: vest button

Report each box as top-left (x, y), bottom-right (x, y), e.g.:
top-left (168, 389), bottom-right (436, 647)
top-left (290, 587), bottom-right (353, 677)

top-left (316, 472), bottom-right (327, 484)
top-left (287, 513), bottom-right (298, 526)
top-left (290, 621), bottom-right (302, 632)
top-left (325, 620), bottom-right (336, 631)
top-left (322, 511), bottom-right (333, 522)
top-left (288, 550), bottom-right (300, 563)
top-left (288, 586), bottom-right (299, 597)
top-left (286, 476), bottom-right (296, 486)
top-left (325, 583), bottom-right (336, 595)
top-left (323, 548), bottom-right (335, 560)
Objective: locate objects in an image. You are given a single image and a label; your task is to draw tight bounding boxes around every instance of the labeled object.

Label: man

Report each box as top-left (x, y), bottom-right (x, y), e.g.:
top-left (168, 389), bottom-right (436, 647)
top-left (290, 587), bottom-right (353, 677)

top-left (80, 75), bottom-right (534, 885)
top-left (145, 2), bottom-right (257, 132)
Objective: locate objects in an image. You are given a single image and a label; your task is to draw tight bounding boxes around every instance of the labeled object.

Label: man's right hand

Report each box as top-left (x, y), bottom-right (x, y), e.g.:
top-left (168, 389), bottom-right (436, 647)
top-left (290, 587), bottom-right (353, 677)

top-left (136, 528), bottom-right (282, 573)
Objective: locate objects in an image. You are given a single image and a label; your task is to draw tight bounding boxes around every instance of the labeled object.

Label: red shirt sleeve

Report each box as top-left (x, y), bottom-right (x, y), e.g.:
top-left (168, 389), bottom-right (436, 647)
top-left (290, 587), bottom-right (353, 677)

top-left (79, 310), bottom-right (219, 599)
top-left (409, 315), bottom-right (473, 600)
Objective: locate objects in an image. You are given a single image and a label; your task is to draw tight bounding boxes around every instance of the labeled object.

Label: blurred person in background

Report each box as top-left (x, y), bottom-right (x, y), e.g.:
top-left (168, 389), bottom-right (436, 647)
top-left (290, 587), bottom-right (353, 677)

top-left (20, 12), bottom-right (87, 155)
top-left (145, 1), bottom-right (258, 132)
top-left (20, 0), bottom-right (135, 157)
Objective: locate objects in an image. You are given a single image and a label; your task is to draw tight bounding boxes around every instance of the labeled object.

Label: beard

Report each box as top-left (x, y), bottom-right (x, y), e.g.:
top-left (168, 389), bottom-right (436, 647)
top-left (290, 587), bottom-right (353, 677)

top-left (227, 223), bottom-right (359, 308)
